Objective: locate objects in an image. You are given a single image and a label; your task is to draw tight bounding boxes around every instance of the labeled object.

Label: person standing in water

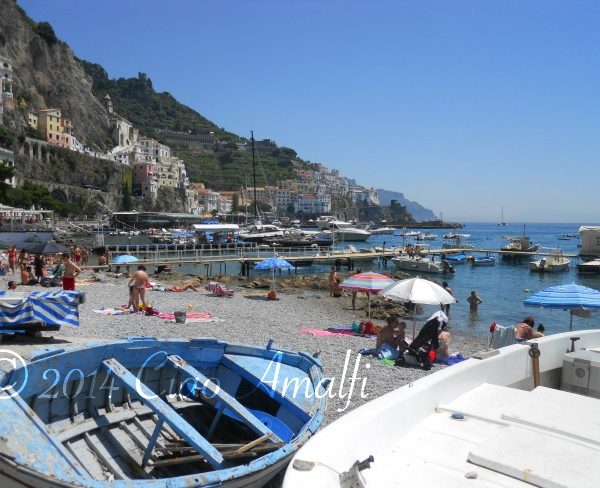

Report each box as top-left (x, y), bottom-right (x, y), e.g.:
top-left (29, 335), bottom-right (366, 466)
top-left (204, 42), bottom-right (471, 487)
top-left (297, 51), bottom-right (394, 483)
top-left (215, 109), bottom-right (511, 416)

top-left (441, 281), bottom-right (455, 317)
top-left (467, 290), bottom-right (483, 310)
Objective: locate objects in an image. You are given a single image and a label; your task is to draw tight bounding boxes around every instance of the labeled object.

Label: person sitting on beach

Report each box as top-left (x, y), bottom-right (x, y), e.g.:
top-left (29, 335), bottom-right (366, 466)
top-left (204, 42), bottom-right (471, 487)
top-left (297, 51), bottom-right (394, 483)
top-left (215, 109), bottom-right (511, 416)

top-left (376, 316), bottom-right (407, 352)
top-left (128, 265), bottom-right (149, 312)
top-left (437, 327), bottom-right (451, 360)
top-left (7, 280), bottom-right (18, 290)
top-left (514, 316), bottom-right (543, 342)
top-left (409, 311), bottom-right (448, 353)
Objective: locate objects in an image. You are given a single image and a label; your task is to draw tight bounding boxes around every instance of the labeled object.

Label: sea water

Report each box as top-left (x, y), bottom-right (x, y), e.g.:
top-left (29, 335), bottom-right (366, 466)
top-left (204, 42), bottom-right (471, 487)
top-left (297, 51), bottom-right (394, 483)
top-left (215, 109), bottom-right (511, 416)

top-left (360, 223), bottom-right (600, 337)
top-left (164, 223), bottom-right (600, 337)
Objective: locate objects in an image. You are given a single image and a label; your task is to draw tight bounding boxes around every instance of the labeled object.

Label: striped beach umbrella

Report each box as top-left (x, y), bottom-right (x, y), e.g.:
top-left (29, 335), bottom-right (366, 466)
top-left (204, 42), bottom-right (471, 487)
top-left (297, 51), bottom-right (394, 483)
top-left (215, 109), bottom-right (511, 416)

top-left (255, 256), bottom-right (294, 289)
top-left (339, 272), bottom-right (394, 317)
top-left (524, 283), bottom-right (600, 331)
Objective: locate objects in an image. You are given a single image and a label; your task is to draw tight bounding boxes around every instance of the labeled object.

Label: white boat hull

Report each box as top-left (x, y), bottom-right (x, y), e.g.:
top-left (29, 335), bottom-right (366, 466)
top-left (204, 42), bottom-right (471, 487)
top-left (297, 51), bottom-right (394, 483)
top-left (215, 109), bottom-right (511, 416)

top-left (530, 257), bottom-right (570, 272)
top-left (284, 330), bottom-right (600, 488)
top-left (392, 257), bottom-right (442, 273)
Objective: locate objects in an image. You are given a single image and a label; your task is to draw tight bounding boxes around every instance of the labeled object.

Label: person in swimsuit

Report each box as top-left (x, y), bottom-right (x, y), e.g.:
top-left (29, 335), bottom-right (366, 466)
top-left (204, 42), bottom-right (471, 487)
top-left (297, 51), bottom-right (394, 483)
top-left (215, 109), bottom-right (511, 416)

top-left (328, 266), bottom-right (338, 297)
top-left (7, 245), bottom-right (17, 274)
top-left (128, 265), bottom-right (149, 312)
top-left (61, 253), bottom-right (81, 291)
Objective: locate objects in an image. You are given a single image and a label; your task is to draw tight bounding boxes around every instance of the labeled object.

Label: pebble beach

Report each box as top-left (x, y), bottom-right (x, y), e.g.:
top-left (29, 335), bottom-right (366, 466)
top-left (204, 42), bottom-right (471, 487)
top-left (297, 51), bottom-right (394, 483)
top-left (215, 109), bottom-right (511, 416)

top-left (1, 271), bottom-right (487, 425)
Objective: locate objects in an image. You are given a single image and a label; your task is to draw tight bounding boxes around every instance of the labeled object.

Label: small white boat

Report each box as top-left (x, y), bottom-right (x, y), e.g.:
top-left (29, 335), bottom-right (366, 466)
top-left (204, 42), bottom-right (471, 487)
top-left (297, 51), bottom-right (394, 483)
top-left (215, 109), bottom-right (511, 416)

top-left (415, 232), bottom-right (436, 241)
top-left (284, 330), bottom-right (600, 488)
top-left (238, 223), bottom-right (284, 243)
top-left (320, 225), bottom-right (371, 242)
top-left (316, 217), bottom-right (353, 231)
top-left (578, 259), bottom-right (600, 274)
top-left (398, 227), bottom-right (420, 237)
top-left (530, 250), bottom-right (570, 272)
top-left (392, 255), bottom-right (443, 273)
top-left (368, 226), bottom-right (395, 235)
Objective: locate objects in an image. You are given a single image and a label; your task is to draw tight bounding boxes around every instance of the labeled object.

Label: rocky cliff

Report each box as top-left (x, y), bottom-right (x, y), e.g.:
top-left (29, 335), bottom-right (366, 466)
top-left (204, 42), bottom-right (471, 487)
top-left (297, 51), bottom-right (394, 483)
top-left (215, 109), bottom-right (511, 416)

top-left (0, 0), bottom-right (110, 148)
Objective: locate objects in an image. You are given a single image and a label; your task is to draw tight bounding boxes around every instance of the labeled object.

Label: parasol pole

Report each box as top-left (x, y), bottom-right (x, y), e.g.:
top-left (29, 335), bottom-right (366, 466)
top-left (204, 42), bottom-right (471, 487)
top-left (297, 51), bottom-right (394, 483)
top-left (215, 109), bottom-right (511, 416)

top-left (570, 310), bottom-right (573, 331)
top-left (367, 291), bottom-right (371, 318)
top-left (412, 306), bottom-right (417, 340)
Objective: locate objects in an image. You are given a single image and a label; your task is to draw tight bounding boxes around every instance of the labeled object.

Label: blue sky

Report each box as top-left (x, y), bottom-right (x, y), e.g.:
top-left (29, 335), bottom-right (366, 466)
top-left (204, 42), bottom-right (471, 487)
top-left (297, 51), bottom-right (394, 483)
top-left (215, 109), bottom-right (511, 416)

top-left (18, 0), bottom-right (600, 223)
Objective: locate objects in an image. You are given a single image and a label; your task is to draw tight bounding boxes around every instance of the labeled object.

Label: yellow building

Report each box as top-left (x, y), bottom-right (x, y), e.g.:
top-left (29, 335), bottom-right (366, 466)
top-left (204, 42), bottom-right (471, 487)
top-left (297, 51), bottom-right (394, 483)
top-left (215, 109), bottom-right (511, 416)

top-left (38, 108), bottom-right (63, 144)
top-left (28, 111), bottom-right (38, 129)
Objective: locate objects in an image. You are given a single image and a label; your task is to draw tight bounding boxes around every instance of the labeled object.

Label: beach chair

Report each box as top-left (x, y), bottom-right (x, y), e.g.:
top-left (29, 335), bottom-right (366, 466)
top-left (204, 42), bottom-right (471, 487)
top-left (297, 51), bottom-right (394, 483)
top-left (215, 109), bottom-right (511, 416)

top-left (489, 323), bottom-right (516, 349)
top-left (207, 281), bottom-right (234, 298)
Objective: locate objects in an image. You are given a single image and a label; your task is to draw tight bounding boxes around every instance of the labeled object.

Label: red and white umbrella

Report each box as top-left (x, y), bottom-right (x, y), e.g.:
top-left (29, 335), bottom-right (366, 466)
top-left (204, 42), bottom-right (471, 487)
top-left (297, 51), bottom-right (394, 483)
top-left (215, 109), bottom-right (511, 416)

top-left (339, 272), bottom-right (395, 317)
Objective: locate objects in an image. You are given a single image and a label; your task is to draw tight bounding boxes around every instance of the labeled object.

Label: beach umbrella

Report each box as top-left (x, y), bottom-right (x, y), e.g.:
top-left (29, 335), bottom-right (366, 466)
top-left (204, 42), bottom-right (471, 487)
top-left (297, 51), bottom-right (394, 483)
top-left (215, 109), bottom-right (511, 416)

top-left (29, 241), bottom-right (70, 255)
top-left (524, 283), bottom-right (600, 331)
top-left (254, 256), bottom-right (293, 289)
top-left (339, 271), bottom-right (395, 317)
top-left (380, 277), bottom-right (456, 338)
top-left (112, 254), bottom-right (139, 264)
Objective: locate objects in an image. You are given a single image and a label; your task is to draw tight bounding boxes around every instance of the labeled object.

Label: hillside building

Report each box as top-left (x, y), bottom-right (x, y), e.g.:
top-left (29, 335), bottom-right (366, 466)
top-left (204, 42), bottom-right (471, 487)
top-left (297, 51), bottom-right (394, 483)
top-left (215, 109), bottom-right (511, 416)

top-left (0, 56), bottom-right (14, 125)
top-left (156, 129), bottom-right (219, 150)
top-left (37, 109), bottom-right (63, 145)
top-left (0, 147), bottom-right (15, 188)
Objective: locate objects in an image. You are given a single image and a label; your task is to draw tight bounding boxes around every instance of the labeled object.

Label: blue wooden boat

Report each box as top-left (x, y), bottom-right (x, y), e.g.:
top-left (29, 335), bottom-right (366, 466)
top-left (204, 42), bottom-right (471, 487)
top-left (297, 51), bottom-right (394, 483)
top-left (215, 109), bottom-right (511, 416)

top-left (0, 337), bottom-right (326, 487)
top-left (473, 255), bottom-right (496, 266)
top-left (444, 252), bottom-right (467, 263)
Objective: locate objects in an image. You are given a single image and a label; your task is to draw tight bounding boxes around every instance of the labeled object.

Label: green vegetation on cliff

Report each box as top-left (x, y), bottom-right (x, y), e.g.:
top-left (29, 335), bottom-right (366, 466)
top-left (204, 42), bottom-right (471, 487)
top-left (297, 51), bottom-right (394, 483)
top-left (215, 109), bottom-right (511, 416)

top-left (79, 63), bottom-right (314, 189)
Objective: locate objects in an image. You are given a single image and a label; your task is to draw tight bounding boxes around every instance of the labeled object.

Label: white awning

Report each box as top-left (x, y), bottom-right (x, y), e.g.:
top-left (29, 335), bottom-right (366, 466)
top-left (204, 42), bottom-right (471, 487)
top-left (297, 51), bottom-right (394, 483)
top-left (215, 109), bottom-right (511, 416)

top-left (192, 224), bottom-right (239, 232)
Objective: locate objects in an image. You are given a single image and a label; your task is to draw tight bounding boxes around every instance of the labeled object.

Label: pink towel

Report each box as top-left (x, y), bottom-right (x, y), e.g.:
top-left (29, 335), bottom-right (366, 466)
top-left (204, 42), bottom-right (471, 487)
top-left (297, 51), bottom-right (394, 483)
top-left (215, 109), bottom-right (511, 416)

top-left (300, 329), bottom-right (376, 339)
top-left (159, 312), bottom-right (214, 320)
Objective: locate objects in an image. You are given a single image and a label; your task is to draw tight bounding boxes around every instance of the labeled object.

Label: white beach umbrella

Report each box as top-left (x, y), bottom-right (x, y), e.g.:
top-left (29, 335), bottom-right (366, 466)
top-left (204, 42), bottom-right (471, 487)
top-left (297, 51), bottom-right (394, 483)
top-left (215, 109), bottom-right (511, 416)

top-left (380, 277), bottom-right (456, 337)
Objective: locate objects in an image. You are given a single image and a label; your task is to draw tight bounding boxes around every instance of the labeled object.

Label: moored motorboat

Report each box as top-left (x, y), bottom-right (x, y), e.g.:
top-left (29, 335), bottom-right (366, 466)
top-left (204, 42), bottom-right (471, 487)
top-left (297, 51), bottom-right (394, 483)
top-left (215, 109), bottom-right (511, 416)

top-left (473, 255), bottom-right (496, 266)
top-left (284, 330), bottom-right (600, 488)
top-left (530, 250), bottom-right (570, 272)
top-left (392, 255), bottom-right (445, 274)
top-left (320, 225), bottom-right (371, 242)
top-left (0, 337), bottom-right (326, 487)
top-left (444, 252), bottom-right (467, 263)
top-left (578, 259), bottom-right (600, 274)
top-left (368, 226), bottom-right (395, 235)
top-left (414, 232), bottom-right (436, 241)
top-left (238, 223), bottom-right (285, 243)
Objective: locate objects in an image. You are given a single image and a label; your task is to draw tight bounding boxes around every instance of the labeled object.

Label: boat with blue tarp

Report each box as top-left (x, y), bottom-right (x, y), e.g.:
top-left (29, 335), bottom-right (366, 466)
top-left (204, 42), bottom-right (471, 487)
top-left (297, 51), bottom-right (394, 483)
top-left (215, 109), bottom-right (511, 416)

top-left (0, 337), bottom-right (327, 487)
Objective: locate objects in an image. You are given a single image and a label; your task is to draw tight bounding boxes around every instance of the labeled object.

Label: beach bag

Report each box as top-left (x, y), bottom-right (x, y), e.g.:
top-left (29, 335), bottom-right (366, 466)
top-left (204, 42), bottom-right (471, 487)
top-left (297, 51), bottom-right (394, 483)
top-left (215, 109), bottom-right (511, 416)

top-left (145, 306), bottom-right (159, 316)
top-left (267, 290), bottom-right (277, 301)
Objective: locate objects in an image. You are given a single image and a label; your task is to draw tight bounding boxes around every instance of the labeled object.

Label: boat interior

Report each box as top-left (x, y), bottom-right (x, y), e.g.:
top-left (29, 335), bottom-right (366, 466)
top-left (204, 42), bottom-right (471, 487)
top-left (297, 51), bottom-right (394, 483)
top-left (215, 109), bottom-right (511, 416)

top-left (0, 338), bottom-right (325, 485)
top-left (285, 331), bottom-right (600, 488)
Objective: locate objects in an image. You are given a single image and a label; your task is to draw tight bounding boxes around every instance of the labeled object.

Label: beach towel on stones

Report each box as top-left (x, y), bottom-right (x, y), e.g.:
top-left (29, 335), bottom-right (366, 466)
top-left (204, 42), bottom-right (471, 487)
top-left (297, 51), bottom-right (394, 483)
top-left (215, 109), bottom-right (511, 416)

top-left (159, 312), bottom-right (223, 323)
top-left (92, 308), bottom-right (130, 315)
top-left (300, 328), bottom-right (377, 339)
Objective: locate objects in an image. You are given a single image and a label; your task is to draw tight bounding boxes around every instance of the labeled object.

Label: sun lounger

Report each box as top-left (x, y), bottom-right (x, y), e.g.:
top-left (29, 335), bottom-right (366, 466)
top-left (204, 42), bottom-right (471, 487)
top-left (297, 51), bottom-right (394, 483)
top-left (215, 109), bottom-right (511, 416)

top-left (489, 324), bottom-right (516, 349)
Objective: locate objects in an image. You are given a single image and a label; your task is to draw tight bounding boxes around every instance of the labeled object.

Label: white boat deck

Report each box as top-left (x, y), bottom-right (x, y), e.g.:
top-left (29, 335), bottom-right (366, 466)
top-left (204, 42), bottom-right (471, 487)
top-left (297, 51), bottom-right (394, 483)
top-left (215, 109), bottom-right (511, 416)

top-left (361, 384), bottom-right (600, 488)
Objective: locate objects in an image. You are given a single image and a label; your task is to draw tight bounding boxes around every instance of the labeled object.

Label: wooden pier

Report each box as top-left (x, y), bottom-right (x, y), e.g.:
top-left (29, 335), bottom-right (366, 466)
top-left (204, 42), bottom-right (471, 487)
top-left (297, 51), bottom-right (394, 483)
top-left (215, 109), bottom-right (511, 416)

top-left (104, 245), bottom-right (581, 277)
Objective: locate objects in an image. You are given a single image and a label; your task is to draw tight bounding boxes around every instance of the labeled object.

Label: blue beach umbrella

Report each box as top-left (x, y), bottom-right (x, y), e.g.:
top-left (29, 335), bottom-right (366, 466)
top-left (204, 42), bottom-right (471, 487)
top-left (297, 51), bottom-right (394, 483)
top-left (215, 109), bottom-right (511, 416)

top-left (524, 283), bottom-right (600, 331)
top-left (255, 257), bottom-right (293, 289)
top-left (112, 254), bottom-right (139, 264)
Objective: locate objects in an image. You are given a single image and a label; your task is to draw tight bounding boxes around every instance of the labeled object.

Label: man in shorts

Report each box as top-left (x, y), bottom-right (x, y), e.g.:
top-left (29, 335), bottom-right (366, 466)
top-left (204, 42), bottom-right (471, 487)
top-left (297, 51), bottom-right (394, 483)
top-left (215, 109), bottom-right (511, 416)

top-left (61, 253), bottom-right (81, 291)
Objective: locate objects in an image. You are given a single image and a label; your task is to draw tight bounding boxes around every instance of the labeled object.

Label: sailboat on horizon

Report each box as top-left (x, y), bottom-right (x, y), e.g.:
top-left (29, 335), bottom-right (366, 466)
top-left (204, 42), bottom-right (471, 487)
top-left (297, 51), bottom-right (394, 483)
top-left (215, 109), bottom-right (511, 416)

top-left (498, 205), bottom-right (508, 226)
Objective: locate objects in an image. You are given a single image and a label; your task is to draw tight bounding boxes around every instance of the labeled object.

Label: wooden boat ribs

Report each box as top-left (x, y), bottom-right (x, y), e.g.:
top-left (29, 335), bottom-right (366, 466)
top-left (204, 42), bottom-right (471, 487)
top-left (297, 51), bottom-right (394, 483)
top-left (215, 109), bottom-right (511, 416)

top-left (0, 338), bottom-right (326, 486)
